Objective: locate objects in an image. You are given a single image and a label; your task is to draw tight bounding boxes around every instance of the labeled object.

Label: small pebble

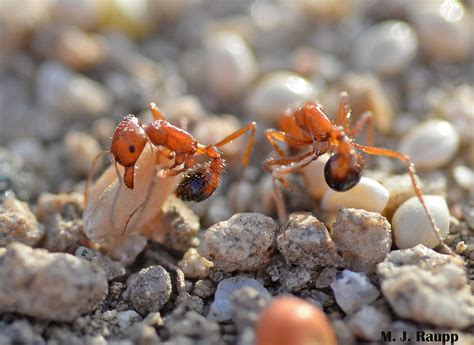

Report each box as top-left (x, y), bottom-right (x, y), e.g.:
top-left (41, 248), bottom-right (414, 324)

top-left (277, 212), bottom-right (343, 269)
top-left (377, 245), bottom-right (473, 329)
top-left (178, 248), bottom-right (214, 279)
top-left (332, 208), bottom-right (392, 273)
top-left (117, 310), bottom-right (141, 330)
top-left (202, 31), bottom-right (258, 100)
top-left (330, 270), bottom-right (380, 315)
top-left (321, 177), bottom-right (389, 214)
top-left (64, 130), bottom-right (102, 177)
top-left (315, 267), bottom-right (338, 289)
top-left (352, 20), bottom-right (418, 76)
top-left (156, 196), bottom-right (200, 253)
top-left (246, 71), bottom-right (318, 123)
top-left (301, 153), bottom-right (330, 199)
top-left (75, 246), bottom-right (126, 282)
top-left (230, 286), bottom-right (271, 331)
top-left (392, 195), bottom-right (450, 249)
top-left (347, 306), bottom-right (391, 341)
top-left (282, 267), bottom-right (312, 292)
top-left (255, 296), bottom-right (338, 345)
top-left (431, 84), bottom-right (474, 143)
top-left (208, 277), bottom-right (271, 322)
top-left (399, 119), bottom-right (460, 170)
top-left (198, 213), bottom-right (277, 272)
top-left (410, 0), bottom-right (472, 63)
top-left (453, 166), bottom-right (474, 191)
top-left (124, 265), bottom-right (172, 315)
top-left (36, 62), bottom-right (112, 119)
top-left (0, 242), bottom-right (107, 321)
top-left (0, 197), bottom-right (44, 246)
top-left (193, 279), bottom-right (216, 299)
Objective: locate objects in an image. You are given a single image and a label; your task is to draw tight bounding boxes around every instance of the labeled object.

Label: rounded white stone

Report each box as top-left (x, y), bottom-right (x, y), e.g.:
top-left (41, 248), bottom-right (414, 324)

top-left (352, 20), bottom-right (418, 76)
top-left (245, 71), bottom-right (318, 123)
top-left (399, 119), bottom-right (459, 170)
top-left (410, 0), bottom-right (471, 63)
top-left (301, 153), bottom-right (330, 199)
top-left (204, 31), bottom-right (258, 100)
top-left (321, 177), bottom-right (389, 214)
top-left (392, 195), bottom-right (450, 249)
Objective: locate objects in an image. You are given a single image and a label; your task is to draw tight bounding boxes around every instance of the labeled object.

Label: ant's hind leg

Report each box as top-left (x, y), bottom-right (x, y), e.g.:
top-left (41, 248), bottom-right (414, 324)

top-left (213, 122), bottom-right (257, 170)
top-left (264, 129), bottom-right (313, 158)
top-left (353, 143), bottom-right (453, 255)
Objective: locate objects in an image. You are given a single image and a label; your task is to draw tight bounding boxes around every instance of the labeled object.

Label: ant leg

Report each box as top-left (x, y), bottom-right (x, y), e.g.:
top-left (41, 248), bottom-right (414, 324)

top-left (271, 151), bottom-right (321, 223)
top-left (149, 102), bottom-right (166, 120)
top-left (353, 143), bottom-right (452, 254)
top-left (336, 91), bottom-right (352, 134)
top-left (213, 122), bottom-right (257, 169)
top-left (264, 129), bottom-right (313, 157)
top-left (351, 111), bottom-right (373, 147)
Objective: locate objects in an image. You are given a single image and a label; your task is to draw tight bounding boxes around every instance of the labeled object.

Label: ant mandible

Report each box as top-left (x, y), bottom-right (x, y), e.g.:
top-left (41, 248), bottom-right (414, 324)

top-left (86, 103), bottom-right (256, 232)
top-left (263, 92), bottom-right (444, 247)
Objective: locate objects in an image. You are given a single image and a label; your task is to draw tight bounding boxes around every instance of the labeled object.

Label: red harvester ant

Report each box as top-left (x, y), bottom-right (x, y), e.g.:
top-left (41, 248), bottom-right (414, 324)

top-left (86, 103), bottom-right (256, 232)
top-left (263, 92), bottom-right (446, 250)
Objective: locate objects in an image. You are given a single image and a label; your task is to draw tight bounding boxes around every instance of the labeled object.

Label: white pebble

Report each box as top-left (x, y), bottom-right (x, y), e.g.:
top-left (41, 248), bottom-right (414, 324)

top-left (321, 177), bottom-right (389, 214)
top-left (301, 153), bottom-right (330, 199)
top-left (245, 71), bottom-right (318, 123)
top-left (203, 31), bottom-right (258, 100)
top-left (330, 270), bottom-right (380, 315)
top-left (399, 119), bottom-right (459, 170)
top-left (410, 0), bottom-right (471, 63)
top-left (352, 20), bottom-right (418, 76)
top-left (392, 195), bottom-right (450, 249)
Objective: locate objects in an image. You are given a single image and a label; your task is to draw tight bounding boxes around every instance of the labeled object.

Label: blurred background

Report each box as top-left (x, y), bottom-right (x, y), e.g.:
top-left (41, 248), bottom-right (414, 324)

top-left (0, 0), bottom-right (472, 207)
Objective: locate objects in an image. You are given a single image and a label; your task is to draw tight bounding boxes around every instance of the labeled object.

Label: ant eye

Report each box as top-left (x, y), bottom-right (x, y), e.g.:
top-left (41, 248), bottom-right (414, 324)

top-left (324, 154), bottom-right (362, 192)
top-left (129, 145), bottom-right (135, 153)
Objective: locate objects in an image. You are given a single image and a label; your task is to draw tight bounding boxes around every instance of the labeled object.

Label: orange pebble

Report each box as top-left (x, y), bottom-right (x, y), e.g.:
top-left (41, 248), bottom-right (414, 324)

top-left (255, 296), bottom-right (338, 345)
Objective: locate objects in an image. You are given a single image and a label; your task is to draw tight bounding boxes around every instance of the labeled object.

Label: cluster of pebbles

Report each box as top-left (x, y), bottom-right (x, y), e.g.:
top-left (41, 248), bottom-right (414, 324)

top-left (0, 0), bottom-right (473, 344)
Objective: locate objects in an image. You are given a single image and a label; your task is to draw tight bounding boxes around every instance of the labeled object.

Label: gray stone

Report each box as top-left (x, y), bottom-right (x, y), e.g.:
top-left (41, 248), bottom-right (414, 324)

top-left (377, 245), bottom-right (474, 329)
top-left (123, 265), bottom-right (172, 315)
top-left (277, 212), bottom-right (343, 270)
top-left (0, 242), bottom-right (107, 321)
top-left (0, 197), bottom-right (44, 246)
top-left (208, 277), bottom-right (271, 322)
top-left (230, 286), bottom-right (271, 331)
top-left (199, 213), bottom-right (276, 272)
top-left (75, 246), bottom-right (126, 281)
top-left (330, 270), bottom-right (380, 315)
top-left (332, 208), bottom-right (392, 273)
top-left (347, 306), bottom-right (391, 341)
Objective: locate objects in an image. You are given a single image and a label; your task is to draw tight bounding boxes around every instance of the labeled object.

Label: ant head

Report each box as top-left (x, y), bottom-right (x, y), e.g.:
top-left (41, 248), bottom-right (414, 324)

top-left (324, 152), bottom-right (363, 192)
top-left (110, 115), bottom-right (147, 168)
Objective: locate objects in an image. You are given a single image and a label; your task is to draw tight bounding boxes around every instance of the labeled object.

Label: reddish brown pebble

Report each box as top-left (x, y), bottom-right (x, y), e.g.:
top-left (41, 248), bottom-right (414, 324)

top-left (255, 296), bottom-right (338, 345)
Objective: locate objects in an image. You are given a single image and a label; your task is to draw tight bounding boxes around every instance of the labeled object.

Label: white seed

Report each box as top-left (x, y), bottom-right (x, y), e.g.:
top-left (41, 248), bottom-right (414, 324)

top-left (409, 0), bottom-right (471, 63)
top-left (301, 153), bottom-right (330, 199)
top-left (245, 71), bottom-right (318, 123)
top-left (321, 177), bottom-right (389, 214)
top-left (352, 20), bottom-right (418, 77)
top-left (399, 119), bottom-right (460, 170)
top-left (392, 195), bottom-right (450, 249)
top-left (203, 31), bottom-right (258, 100)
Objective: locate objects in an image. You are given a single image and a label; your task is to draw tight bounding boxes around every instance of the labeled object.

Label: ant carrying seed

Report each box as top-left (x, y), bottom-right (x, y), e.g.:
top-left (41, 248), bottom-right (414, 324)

top-left (85, 103), bottom-right (256, 234)
top-left (263, 92), bottom-right (450, 253)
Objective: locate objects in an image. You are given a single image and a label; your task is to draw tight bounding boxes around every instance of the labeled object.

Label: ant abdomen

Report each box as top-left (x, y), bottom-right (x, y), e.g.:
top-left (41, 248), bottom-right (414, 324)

top-left (324, 153), bottom-right (363, 192)
top-left (175, 163), bottom-right (221, 202)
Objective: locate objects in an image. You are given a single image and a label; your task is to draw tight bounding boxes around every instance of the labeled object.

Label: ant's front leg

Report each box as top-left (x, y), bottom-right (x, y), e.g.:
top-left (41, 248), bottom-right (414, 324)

top-left (213, 122), bottom-right (257, 169)
top-left (149, 102), bottom-right (166, 121)
top-left (351, 111), bottom-right (373, 147)
top-left (264, 129), bottom-right (313, 158)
